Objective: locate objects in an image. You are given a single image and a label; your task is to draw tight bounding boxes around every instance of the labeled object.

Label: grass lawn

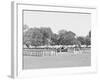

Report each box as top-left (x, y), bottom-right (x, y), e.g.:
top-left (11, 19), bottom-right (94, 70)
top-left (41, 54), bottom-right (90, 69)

top-left (23, 48), bottom-right (91, 69)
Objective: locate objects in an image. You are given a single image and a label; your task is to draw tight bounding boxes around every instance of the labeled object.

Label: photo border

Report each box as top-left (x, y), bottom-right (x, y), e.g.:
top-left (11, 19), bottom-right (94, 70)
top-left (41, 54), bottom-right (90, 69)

top-left (11, 1), bottom-right (97, 78)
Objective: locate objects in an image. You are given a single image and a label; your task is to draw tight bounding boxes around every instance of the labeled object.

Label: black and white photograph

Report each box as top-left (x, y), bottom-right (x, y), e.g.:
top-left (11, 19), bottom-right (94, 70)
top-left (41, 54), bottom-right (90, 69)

top-left (23, 10), bottom-right (91, 69)
top-left (10, 2), bottom-right (98, 78)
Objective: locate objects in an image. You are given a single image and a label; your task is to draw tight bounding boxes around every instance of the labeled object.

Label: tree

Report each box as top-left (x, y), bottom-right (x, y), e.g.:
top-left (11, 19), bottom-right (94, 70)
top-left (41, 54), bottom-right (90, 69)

top-left (40, 27), bottom-right (53, 45)
top-left (23, 27), bottom-right (55, 47)
top-left (85, 31), bottom-right (91, 47)
top-left (77, 36), bottom-right (85, 45)
top-left (23, 28), bottom-right (44, 47)
top-left (85, 36), bottom-right (91, 47)
top-left (58, 30), bottom-right (68, 35)
top-left (51, 33), bottom-right (59, 45)
top-left (23, 28), bottom-right (33, 48)
top-left (31, 28), bottom-right (43, 47)
top-left (58, 30), bottom-right (76, 45)
top-left (89, 31), bottom-right (91, 38)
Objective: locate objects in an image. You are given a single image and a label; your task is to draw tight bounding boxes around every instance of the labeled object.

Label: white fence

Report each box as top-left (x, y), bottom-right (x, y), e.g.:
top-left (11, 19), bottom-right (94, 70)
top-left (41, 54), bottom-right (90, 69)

top-left (24, 49), bottom-right (57, 56)
top-left (23, 48), bottom-right (89, 56)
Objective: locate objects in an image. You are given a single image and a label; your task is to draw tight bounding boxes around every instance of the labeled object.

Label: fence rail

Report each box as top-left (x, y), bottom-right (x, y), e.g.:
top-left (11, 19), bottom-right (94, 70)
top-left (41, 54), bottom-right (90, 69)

top-left (24, 48), bottom-right (57, 56)
top-left (23, 48), bottom-right (91, 56)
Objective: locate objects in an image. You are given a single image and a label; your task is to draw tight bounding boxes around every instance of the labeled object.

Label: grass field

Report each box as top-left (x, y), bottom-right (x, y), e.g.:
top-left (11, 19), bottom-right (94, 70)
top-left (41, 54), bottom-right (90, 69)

top-left (23, 48), bottom-right (91, 69)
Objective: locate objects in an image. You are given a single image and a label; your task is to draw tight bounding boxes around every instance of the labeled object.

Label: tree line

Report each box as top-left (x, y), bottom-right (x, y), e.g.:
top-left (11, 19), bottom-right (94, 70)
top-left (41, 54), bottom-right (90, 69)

top-left (23, 25), bottom-right (91, 48)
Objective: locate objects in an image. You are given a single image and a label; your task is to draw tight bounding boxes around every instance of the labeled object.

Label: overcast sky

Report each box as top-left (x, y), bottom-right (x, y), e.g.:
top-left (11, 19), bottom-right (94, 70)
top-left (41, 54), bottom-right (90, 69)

top-left (24, 10), bottom-right (91, 36)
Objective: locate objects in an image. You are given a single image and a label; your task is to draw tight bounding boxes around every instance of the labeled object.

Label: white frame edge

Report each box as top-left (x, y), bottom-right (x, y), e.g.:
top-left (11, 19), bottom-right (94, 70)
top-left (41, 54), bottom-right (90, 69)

top-left (11, 1), bottom-right (18, 78)
top-left (11, 1), bottom-right (97, 78)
